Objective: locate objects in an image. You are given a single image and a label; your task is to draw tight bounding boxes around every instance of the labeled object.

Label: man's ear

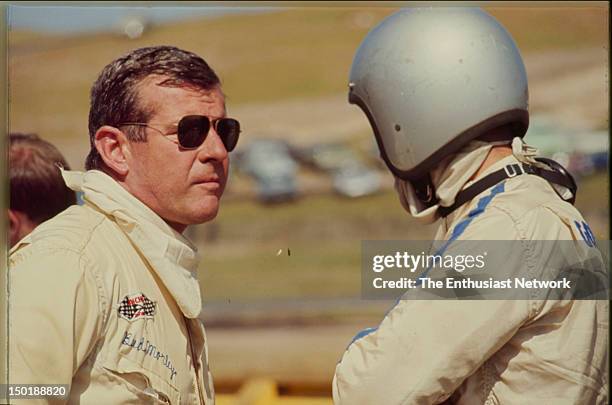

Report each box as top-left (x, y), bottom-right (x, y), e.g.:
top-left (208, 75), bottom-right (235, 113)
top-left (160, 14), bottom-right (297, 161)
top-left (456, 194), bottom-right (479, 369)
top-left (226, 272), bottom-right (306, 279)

top-left (9, 210), bottom-right (38, 248)
top-left (8, 209), bottom-right (21, 248)
top-left (94, 126), bottom-right (131, 177)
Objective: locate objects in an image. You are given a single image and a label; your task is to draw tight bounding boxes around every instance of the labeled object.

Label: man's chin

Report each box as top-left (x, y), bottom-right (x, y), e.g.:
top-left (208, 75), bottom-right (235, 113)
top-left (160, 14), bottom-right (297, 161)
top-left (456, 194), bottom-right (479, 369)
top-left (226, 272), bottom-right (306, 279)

top-left (163, 199), bottom-right (221, 232)
top-left (187, 204), bottom-right (220, 225)
top-left (166, 212), bottom-right (218, 234)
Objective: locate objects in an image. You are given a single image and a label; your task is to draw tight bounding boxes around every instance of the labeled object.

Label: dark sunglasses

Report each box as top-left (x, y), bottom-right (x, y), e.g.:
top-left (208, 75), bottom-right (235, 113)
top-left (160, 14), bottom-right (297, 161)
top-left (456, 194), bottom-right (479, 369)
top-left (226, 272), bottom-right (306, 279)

top-left (119, 115), bottom-right (241, 151)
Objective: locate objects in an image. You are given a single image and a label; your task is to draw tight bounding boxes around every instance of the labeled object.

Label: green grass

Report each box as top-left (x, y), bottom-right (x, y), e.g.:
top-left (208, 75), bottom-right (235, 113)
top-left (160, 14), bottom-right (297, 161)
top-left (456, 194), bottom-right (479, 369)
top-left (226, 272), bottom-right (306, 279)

top-left (574, 172), bottom-right (610, 240)
top-left (199, 188), bottom-right (439, 248)
top-left (196, 172), bottom-right (609, 302)
top-left (198, 241), bottom-right (363, 301)
top-left (196, 189), bottom-right (437, 301)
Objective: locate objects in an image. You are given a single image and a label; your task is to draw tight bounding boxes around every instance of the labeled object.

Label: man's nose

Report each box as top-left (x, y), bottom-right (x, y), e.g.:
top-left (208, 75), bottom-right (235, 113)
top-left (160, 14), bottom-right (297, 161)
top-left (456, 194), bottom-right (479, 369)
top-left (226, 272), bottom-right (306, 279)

top-left (197, 127), bottom-right (228, 163)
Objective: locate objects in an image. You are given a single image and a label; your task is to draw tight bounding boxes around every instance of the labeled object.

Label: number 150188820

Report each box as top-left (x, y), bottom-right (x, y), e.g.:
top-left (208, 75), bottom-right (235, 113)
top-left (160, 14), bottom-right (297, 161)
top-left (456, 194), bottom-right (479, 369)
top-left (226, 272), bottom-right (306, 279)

top-left (3, 384), bottom-right (68, 399)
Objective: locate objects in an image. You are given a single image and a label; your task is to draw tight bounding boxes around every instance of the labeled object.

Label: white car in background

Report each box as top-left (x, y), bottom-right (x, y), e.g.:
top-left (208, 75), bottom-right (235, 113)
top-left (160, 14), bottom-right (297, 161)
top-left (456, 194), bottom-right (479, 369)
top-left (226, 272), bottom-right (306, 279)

top-left (332, 163), bottom-right (381, 198)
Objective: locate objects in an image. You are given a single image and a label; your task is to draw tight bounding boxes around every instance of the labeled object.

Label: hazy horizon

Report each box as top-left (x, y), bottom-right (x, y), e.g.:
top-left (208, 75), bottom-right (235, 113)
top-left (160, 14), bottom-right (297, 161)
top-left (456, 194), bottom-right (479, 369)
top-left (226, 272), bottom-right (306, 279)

top-left (8, 4), bottom-right (275, 34)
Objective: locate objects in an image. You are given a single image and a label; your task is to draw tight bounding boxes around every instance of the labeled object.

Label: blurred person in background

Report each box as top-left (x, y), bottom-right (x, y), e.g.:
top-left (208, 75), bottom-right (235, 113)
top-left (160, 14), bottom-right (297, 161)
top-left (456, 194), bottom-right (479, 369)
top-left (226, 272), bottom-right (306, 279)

top-left (9, 45), bottom-right (240, 404)
top-left (8, 132), bottom-right (76, 247)
top-left (333, 8), bottom-right (608, 404)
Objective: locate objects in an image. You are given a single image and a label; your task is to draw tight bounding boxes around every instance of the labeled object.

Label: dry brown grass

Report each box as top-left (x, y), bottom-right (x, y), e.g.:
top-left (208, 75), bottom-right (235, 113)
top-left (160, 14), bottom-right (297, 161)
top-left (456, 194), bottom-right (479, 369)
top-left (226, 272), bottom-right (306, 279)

top-left (9, 5), bottom-right (608, 146)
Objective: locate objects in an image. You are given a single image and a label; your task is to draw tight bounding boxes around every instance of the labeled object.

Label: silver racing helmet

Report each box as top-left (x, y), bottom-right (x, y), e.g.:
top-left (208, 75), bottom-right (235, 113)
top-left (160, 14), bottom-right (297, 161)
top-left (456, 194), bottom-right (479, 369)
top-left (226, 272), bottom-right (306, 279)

top-left (349, 7), bottom-right (529, 183)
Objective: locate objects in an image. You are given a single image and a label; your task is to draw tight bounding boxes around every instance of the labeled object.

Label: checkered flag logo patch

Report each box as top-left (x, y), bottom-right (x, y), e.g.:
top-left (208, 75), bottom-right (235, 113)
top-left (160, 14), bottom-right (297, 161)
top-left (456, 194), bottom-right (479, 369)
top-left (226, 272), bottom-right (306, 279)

top-left (118, 293), bottom-right (156, 321)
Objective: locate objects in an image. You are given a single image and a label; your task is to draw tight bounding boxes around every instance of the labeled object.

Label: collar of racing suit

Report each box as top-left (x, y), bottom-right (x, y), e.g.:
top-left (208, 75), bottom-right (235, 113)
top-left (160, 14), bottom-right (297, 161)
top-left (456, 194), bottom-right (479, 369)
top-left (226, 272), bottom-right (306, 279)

top-left (436, 153), bottom-right (519, 237)
top-left (61, 169), bottom-right (203, 319)
top-left (394, 137), bottom-right (543, 225)
top-left (394, 140), bottom-right (501, 224)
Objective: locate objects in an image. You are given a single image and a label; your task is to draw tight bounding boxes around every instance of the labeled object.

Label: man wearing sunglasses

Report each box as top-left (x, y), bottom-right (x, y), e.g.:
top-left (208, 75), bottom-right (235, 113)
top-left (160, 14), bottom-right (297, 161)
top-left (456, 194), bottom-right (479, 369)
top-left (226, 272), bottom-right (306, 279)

top-left (9, 46), bottom-right (240, 404)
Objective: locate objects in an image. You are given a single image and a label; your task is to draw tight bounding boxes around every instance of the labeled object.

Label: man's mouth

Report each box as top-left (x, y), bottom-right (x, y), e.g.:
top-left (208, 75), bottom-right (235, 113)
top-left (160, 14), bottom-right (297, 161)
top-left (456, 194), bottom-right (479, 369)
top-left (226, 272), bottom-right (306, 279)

top-left (193, 177), bottom-right (223, 191)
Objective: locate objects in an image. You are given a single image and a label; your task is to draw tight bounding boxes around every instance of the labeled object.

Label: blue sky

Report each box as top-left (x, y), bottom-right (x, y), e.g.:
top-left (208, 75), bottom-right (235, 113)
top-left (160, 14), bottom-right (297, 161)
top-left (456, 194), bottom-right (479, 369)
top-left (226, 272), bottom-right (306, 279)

top-left (8, 4), bottom-right (274, 34)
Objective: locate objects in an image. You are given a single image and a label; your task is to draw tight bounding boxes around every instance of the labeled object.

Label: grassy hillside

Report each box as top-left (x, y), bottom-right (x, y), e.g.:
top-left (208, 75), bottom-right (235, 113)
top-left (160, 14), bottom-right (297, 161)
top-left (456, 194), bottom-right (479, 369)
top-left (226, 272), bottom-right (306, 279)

top-left (8, 6), bottom-right (609, 142)
top-left (198, 172), bottom-right (609, 302)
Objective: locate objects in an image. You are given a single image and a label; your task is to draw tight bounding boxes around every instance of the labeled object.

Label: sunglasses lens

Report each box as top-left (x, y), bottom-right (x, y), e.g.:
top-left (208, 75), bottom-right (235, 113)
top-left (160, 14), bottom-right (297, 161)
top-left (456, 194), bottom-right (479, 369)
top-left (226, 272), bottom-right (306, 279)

top-left (216, 118), bottom-right (241, 152)
top-left (178, 115), bottom-right (240, 151)
top-left (178, 115), bottom-right (209, 149)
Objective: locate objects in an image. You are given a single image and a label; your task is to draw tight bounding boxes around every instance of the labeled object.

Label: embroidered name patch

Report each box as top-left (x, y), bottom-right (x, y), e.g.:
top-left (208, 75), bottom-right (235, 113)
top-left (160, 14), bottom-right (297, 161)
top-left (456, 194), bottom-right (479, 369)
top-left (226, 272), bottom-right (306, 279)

top-left (118, 293), bottom-right (156, 321)
top-left (122, 331), bottom-right (177, 380)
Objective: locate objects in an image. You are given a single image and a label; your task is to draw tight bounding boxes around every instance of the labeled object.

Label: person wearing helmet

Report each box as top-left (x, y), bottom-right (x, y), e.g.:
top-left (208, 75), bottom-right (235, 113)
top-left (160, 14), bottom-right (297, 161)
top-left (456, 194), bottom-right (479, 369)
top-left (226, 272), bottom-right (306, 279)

top-left (333, 8), bottom-right (608, 404)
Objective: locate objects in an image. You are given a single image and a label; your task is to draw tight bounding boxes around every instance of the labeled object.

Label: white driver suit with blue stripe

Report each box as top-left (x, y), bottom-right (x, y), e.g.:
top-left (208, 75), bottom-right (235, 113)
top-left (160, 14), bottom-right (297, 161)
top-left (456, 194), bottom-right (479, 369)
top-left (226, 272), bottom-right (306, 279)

top-left (332, 153), bottom-right (609, 404)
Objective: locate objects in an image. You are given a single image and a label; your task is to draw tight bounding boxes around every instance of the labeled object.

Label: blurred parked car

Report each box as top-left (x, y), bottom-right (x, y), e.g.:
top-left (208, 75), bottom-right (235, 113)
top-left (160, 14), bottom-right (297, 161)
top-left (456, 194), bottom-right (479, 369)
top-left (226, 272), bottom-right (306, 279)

top-left (296, 142), bottom-right (360, 172)
top-left (240, 139), bottom-right (298, 203)
top-left (332, 163), bottom-right (381, 198)
top-left (525, 115), bottom-right (608, 177)
top-left (295, 141), bottom-right (384, 198)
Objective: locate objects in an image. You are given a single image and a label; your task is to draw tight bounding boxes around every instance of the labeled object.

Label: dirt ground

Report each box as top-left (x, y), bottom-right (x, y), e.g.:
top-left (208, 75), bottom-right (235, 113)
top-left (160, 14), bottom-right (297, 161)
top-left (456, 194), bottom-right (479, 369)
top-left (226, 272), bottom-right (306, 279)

top-left (201, 298), bottom-right (393, 393)
top-left (207, 322), bottom-right (374, 395)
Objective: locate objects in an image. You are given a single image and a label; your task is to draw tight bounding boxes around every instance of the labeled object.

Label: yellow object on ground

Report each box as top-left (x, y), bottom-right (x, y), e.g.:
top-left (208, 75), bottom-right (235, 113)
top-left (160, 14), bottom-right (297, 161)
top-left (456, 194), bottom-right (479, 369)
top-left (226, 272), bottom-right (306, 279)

top-left (216, 378), bottom-right (332, 405)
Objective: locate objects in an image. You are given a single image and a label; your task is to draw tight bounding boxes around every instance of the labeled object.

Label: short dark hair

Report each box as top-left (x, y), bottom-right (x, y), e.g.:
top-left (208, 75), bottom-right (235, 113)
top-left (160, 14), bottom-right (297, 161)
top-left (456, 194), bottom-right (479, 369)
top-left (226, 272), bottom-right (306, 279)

top-left (9, 133), bottom-right (77, 224)
top-left (85, 45), bottom-right (221, 170)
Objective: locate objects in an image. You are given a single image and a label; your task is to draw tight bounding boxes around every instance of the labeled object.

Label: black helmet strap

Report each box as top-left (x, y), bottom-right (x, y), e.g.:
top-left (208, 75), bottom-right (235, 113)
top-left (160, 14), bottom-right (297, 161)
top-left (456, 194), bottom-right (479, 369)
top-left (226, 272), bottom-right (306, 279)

top-left (437, 158), bottom-right (577, 218)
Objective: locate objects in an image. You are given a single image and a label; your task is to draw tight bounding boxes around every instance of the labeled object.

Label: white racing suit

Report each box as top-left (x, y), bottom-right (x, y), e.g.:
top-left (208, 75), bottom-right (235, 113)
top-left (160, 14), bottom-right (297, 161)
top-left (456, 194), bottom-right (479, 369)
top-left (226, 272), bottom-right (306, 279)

top-left (9, 170), bottom-right (215, 404)
top-left (333, 153), bottom-right (609, 404)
